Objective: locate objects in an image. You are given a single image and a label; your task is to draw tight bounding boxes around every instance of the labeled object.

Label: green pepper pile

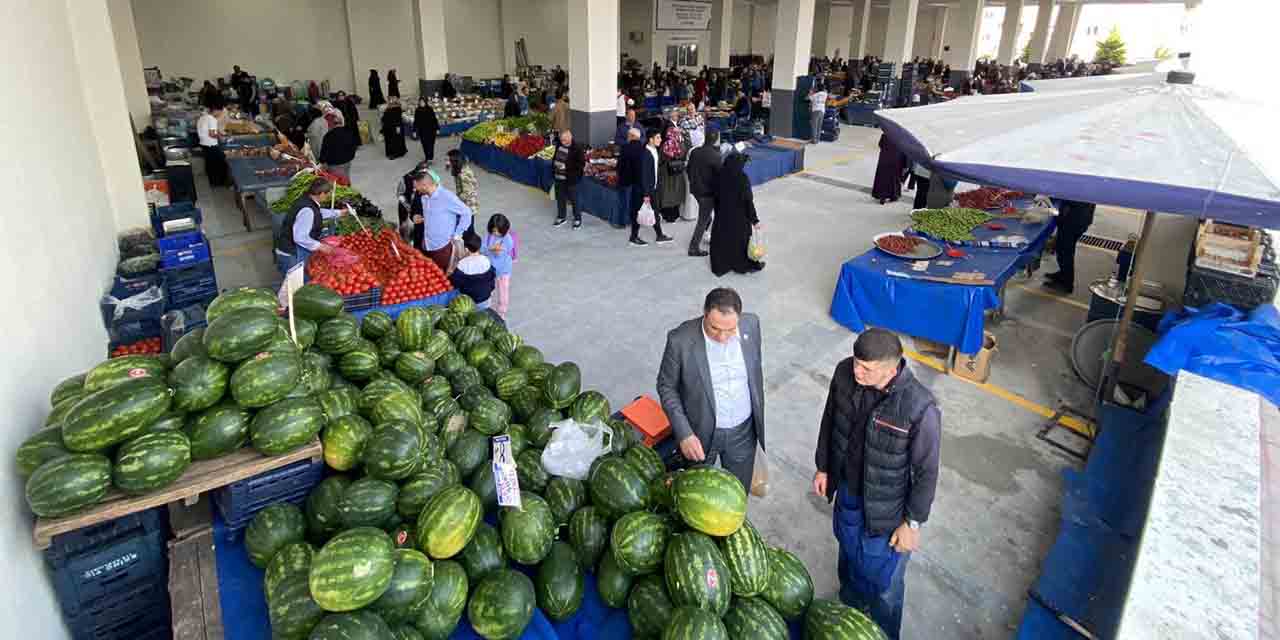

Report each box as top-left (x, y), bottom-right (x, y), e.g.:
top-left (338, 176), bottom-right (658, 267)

top-left (269, 172), bottom-right (366, 215)
top-left (909, 207), bottom-right (995, 242)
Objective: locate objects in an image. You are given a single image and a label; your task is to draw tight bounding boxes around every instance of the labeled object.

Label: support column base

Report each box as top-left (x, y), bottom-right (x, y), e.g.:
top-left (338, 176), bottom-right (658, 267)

top-left (570, 109), bottom-right (616, 148)
top-left (769, 88), bottom-right (796, 139)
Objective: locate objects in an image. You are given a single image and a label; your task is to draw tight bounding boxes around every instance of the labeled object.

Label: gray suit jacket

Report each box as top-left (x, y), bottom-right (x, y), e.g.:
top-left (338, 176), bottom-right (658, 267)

top-left (656, 314), bottom-right (765, 451)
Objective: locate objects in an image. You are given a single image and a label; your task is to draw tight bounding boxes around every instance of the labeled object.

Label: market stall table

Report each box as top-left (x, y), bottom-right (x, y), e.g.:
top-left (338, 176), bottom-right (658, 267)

top-left (228, 156), bottom-right (299, 231)
top-left (459, 140), bottom-right (554, 192)
top-left (742, 143), bottom-right (804, 187)
top-left (576, 177), bottom-right (630, 227)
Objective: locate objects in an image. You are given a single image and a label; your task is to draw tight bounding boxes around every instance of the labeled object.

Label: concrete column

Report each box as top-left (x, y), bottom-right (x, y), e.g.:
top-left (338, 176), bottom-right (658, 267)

top-left (710, 0), bottom-right (734, 67)
top-left (416, 0), bottom-right (449, 82)
top-left (882, 0), bottom-right (920, 66)
top-left (768, 0), bottom-right (816, 138)
top-left (1026, 0), bottom-right (1055, 66)
top-left (106, 0), bottom-right (150, 130)
top-left (997, 1), bottom-right (1024, 65)
top-left (1046, 2), bottom-right (1081, 61)
top-left (932, 7), bottom-right (950, 59)
top-left (943, 0), bottom-right (985, 85)
top-left (810, 2), bottom-right (830, 58)
top-left (827, 3), bottom-right (854, 59)
top-left (67, 0), bottom-right (149, 230)
top-left (567, 0), bottom-right (618, 147)
top-left (851, 0), bottom-right (872, 59)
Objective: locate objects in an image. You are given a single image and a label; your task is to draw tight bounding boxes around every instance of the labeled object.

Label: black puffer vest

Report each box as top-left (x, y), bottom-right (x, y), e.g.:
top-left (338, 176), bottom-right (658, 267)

top-left (829, 362), bottom-right (936, 536)
top-left (276, 197), bottom-right (325, 256)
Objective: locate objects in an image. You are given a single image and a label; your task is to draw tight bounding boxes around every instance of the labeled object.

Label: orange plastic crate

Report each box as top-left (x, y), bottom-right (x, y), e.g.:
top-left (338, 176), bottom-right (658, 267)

top-left (620, 395), bottom-right (671, 447)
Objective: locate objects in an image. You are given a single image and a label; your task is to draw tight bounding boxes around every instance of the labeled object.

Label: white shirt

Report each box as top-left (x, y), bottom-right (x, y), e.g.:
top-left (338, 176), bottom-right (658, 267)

top-left (196, 113), bottom-right (220, 147)
top-left (810, 90), bottom-right (828, 112)
top-left (704, 331), bottom-right (752, 429)
top-left (646, 146), bottom-right (659, 190)
top-left (287, 202), bottom-right (340, 253)
top-left (762, 91), bottom-right (772, 108)
top-left (617, 94), bottom-right (628, 117)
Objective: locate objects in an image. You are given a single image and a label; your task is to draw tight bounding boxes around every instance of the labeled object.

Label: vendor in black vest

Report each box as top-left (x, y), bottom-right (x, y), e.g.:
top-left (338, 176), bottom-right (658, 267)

top-left (274, 178), bottom-right (346, 274)
top-left (812, 328), bottom-right (941, 640)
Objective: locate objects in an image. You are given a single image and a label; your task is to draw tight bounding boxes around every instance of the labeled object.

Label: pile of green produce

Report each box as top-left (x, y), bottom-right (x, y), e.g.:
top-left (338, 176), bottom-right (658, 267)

top-left (462, 113), bottom-right (552, 145)
top-left (270, 172), bottom-right (372, 215)
top-left (909, 207), bottom-right (995, 242)
top-left (232, 295), bottom-right (889, 639)
top-left (17, 285), bottom-right (358, 517)
top-left (462, 121), bottom-right (501, 144)
top-left (333, 214), bottom-right (392, 237)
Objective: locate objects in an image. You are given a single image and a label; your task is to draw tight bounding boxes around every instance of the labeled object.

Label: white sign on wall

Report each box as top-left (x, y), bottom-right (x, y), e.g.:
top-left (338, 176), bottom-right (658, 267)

top-left (656, 0), bottom-right (712, 31)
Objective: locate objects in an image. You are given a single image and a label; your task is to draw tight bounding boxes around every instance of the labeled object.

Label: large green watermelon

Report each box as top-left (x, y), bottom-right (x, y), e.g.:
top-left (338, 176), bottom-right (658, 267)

top-left (298, 351), bottom-right (333, 395)
top-left (664, 532), bottom-right (732, 616)
top-left (719, 519), bottom-right (771, 597)
top-left (568, 506), bottom-right (610, 569)
top-left (541, 362), bottom-right (581, 410)
top-left (245, 503), bottom-right (307, 568)
top-left (397, 466), bottom-right (456, 521)
top-left (338, 341), bottom-right (381, 382)
top-left (186, 401), bottom-right (251, 459)
top-left (611, 511), bottom-right (670, 576)
top-left (514, 449), bottom-right (549, 494)
top-left (661, 607), bottom-right (729, 640)
top-left (596, 551), bottom-right (633, 608)
top-left (322, 414), bottom-right (373, 472)
top-left (525, 408), bottom-right (560, 448)
top-left (292, 283), bottom-right (344, 320)
top-left (761, 547), bottom-right (814, 621)
top-left (265, 541), bottom-right (314, 599)
top-left (339, 477), bottom-right (399, 529)
top-left (266, 573), bottom-right (324, 639)
top-left (458, 522), bottom-right (506, 584)
top-left (397, 308), bottom-right (433, 351)
top-left (203, 308), bottom-right (279, 363)
top-left (543, 476), bottom-right (586, 526)
top-left (61, 378), bottom-right (171, 452)
top-left (416, 485), bottom-right (482, 559)
top-left (305, 476), bottom-right (351, 541)
top-left (168, 356), bottom-right (229, 413)
top-left (569, 390), bottom-right (609, 425)
top-left (468, 569), bottom-right (535, 640)
top-left (363, 420), bottom-right (423, 481)
top-left (805, 598), bottom-right (890, 639)
top-left (627, 574), bottom-right (673, 639)
top-left (308, 610), bottom-right (394, 640)
top-left (112, 430), bottom-right (191, 494)
top-left (249, 397), bottom-right (325, 456)
top-left (361, 310), bottom-right (394, 341)
top-left (395, 352), bottom-right (435, 385)
top-left (499, 492), bottom-right (555, 565)
top-left (674, 466), bottom-right (747, 537)
top-left (446, 429), bottom-right (490, 478)
top-left (316, 385), bottom-right (360, 422)
top-left (723, 596), bottom-right (789, 639)
top-left (169, 330), bottom-right (207, 365)
top-left (623, 445), bottom-right (664, 483)
top-left (469, 464), bottom-right (499, 513)
top-left (510, 346), bottom-right (544, 370)
top-left (535, 541), bottom-right (584, 622)
top-left (230, 351), bottom-right (301, 408)
top-left (205, 287), bottom-right (277, 324)
top-left (82, 355), bottom-right (166, 392)
top-left (371, 548), bottom-right (435, 625)
top-left (413, 560), bottom-right (468, 640)
top-left (469, 396), bottom-right (511, 436)
top-left (589, 456), bottom-right (650, 519)
top-left (15, 427), bottom-right (69, 477)
top-left (309, 527), bottom-right (396, 612)
top-left (24, 453), bottom-right (111, 517)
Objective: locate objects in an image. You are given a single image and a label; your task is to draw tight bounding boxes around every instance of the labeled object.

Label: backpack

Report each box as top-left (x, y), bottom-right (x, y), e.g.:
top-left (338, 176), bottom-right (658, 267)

top-left (661, 125), bottom-right (687, 160)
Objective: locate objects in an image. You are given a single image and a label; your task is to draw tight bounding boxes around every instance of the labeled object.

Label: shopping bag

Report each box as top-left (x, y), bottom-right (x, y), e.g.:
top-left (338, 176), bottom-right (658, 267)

top-left (748, 229), bottom-right (767, 260)
top-left (637, 200), bottom-right (656, 227)
top-left (541, 419), bottom-right (612, 480)
top-left (750, 446), bottom-right (770, 497)
top-left (446, 236), bottom-right (465, 274)
top-left (681, 192), bottom-right (699, 221)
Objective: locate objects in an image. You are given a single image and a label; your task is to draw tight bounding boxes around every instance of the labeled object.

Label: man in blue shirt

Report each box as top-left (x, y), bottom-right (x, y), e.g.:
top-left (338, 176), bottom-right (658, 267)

top-left (411, 169), bottom-right (473, 273)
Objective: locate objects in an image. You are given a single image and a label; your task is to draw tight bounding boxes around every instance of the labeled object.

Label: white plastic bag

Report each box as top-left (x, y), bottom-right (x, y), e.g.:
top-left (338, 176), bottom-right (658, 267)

top-left (681, 192), bottom-right (698, 221)
top-left (540, 418), bottom-right (612, 480)
top-left (637, 200), bottom-right (656, 227)
top-left (103, 285), bottom-right (165, 322)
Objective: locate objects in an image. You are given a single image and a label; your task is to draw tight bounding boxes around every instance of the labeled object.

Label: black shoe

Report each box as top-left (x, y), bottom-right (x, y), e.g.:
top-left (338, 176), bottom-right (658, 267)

top-left (1043, 271), bottom-right (1066, 283)
top-left (573, 219), bottom-right (582, 229)
top-left (610, 223), bottom-right (626, 230)
top-left (1043, 279), bottom-right (1073, 295)
top-left (553, 217), bottom-right (567, 227)
top-left (629, 237), bottom-right (647, 247)
top-left (689, 249), bottom-right (709, 257)
top-left (655, 235), bottom-right (674, 244)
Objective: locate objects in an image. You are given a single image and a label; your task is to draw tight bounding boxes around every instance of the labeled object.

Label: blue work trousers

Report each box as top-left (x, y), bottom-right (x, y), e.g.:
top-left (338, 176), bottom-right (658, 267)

top-left (834, 483), bottom-right (909, 639)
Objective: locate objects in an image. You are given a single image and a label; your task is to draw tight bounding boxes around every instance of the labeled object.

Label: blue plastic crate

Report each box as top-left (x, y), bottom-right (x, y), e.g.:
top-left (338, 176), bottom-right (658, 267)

top-left (47, 528), bottom-right (168, 618)
top-left (212, 459), bottom-right (323, 530)
top-left (45, 508), bottom-right (167, 565)
top-left (63, 581), bottom-right (170, 640)
top-left (164, 263), bottom-right (219, 310)
top-left (150, 202), bottom-right (203, 238)
top-left (100, 285), bottom-right (165, 328)
top-left (218, 486), bottom-right (313, 537)
top-left (155, 229), bottom-right (205, 254)
top-left (160, 243), bottom-right (211, 269)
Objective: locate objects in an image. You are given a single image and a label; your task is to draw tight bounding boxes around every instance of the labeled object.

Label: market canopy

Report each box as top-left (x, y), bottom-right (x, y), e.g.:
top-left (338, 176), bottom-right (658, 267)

top-left (875, 72), bottom-right (1280, 228)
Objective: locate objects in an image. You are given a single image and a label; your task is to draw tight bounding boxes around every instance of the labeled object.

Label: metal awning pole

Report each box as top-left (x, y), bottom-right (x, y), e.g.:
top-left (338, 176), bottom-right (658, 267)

top-left (1100, 209), bottom-right (1159, 401)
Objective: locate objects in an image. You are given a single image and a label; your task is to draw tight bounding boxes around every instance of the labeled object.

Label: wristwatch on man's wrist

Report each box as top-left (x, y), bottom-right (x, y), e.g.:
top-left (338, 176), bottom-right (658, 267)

top-left (907, 519), bottom-right (921, 530)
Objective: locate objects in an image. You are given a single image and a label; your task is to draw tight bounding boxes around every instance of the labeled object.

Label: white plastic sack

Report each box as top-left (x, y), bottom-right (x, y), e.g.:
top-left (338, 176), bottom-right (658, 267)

top-left (540, 418), bottom-right (612, 480)
top-left (103, 285), bottom-right (164, 322)
top-left (637, 200), bottom-right (656, 227)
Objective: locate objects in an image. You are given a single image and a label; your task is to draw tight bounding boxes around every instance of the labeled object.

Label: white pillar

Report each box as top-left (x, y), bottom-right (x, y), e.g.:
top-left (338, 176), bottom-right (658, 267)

top-left (416, 0), bottom-right (449, 82)
top-left (1026, 0), bottom-right (1055, 65)
top-left (567, 0), bottom-right (618, 147)
top-left (932, 7), bottom-right (950, 59)
top-left (67, 0), bottom-right (149, 230)
top-left (768, 0), bottom-right (816, 138)
top-left (943, 0), bottom-right (985, 83)
top-left (883, 0), bottom-right (920, 66)
top-left (811, 2), bottom-right (830, 58)
top-left (827, 3), bottom-right (854, 59)
top-left (852, 0), bottom-right (872, 59)
top-left (1046, 1), bottom-right (1081, 61)
top-left (107, 0), bottom-right (150, 130)
top-left (997, 1), bottom-right (1024, 65)
top-left (710, 0), bottom-right (734, 67)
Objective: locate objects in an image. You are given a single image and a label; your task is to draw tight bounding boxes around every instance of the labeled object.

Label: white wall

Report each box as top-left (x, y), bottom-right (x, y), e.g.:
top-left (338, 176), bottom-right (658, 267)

top-left (109, 0), bottom-right (150, 129)
top-left (501, 0), bottom-right (570, 73)
top-left (443, 0), bottom-right (504, 79)
top-left (731, 1), bottom-right (754, 54)
top-left (810, 1), bottom-right (830, 57)
top-left (912, 6), bottom-right (937, 59)
top-left (867, 6), bottom-right (888, 58)
top-left (0, 1), bottom-right (124, 636)
top-left (620, 0), bottom-right (655, 67)
top-left (131, 0), bottom-right (357, 93)
top-left (653, 30), bottom-right (711, 70)
top-left (750, 0), bottom-right (777, 57)
top-left (826, 3), bottom-right (855, 59)
top-left (347, 0), bottom-right (419, 95)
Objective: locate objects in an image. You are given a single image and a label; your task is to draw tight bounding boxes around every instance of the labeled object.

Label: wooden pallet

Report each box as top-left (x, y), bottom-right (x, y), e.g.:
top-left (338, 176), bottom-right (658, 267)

top-left (170, 528), bottom-right (223, 640)
top-left (33, 440), bottom-right (322, 549)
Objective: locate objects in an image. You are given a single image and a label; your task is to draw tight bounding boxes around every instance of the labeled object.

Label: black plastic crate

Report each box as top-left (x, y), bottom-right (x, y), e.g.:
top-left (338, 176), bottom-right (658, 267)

top-left (64, 586), bottom-right (171, 640)
top-left (110, 273), bottom-right (161, 299)
top-left (1184, 264), bottom-right (1279, 311)
top-left (212, 459), bottom-right (323, 530)
top-left (45, 508), bottom-right (167, 565)
top-left (47, 528), bottom-right (168, 618)
top-left (161, 305), bottom-right (208, 353)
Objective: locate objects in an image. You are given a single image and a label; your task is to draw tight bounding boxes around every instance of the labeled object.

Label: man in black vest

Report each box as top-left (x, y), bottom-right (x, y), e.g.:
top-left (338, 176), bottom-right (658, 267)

top-left (813, 328), bottom-right (941, 639)
top-left (274, 178), bottom-right (345, 274)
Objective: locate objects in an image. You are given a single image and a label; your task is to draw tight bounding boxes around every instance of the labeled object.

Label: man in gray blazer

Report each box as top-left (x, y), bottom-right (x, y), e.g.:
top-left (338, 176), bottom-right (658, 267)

top-left (657, 288), bottom-right (765, 490)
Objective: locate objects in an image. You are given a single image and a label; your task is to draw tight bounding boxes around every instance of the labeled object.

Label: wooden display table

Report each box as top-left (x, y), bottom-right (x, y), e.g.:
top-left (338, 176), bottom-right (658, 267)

top-left (33, 439), bottom-right (322, 549)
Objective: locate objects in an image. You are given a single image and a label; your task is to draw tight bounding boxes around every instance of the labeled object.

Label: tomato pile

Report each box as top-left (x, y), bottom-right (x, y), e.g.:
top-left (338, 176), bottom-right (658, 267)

top-left (306, 228), bottom-right (452, 304)
top-left (955, 187), bottom-right (1024, 210)
top-left (111, 336), bottom-right (162, 357)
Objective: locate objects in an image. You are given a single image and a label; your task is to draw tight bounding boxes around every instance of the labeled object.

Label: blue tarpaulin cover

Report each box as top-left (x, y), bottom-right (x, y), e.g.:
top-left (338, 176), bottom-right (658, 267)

top-left (1144, 302), bottom-right (1280, 406)
top-left (460, 140), bottom-right (555, 192)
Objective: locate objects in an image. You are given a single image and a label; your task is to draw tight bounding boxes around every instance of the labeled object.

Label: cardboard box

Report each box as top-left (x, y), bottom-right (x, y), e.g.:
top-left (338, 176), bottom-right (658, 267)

top-left (951, 332), bottom-right (997, 383)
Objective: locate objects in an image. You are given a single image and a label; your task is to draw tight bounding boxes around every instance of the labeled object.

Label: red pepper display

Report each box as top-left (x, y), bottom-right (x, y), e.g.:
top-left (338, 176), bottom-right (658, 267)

top-left (955, 187), bottom-right (1024, 210)
top-left (875, 235), bottom-right (922, 254)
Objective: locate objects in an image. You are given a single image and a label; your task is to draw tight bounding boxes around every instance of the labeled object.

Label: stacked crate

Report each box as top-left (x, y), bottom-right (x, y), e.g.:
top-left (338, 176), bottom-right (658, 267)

top-left (212, 459), bottom-right (324, 537)
top-left (152, 203), bottom-right (218, 348)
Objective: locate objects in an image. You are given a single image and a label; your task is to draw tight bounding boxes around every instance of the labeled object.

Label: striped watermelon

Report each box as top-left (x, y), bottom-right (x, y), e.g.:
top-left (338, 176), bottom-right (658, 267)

top-left (453, 327), bottom-right (485, 354)
top-left (317, 385), bottom-right (360, 422)
top-left (371, 549), bottom-right (435, 625)
top-left (661, 606), bottom-right (729, 640)
top-left (673, 467), bottom-right (747, 537)
top-left (421, 332), bottom-right (452, 361)
top-left (492, 331), bottom-right (521, 357)
top-left (322, 414), bottom-right (373, 471)
top-left (544, 476), bottom-right (586, 526)
top-left (24, 453), bottom-right (111, 517)
top-left (292, 283), bottom-right (344, 320)
top-left (459, 522), bottom-right (506, 583)
top-left (45, 393), bottom-right (84, 429)
top-left (627, 574), bottom-right (673, 639)
top-left (263, 327), bottom-right (300, 356)
top-left (436, 311), bottom-right (466, 337)
top-left (310, 527), bottom-right (396, 612)
top-left (230, 351), bottom-right (302, 408)
top-left (338, 341), bottom-right (381, 382)
top-left (469, 464), bottom-right (499, 513)
top-left (535, 541), bottom-right (584, 622)
top-left (83, 355), bottom-right (166, 392)
top-left (265, 573), bottom-right (324, 639)
top-left (805, 598), bottom-right (890, 639)
top-left (612, 511), bottom-right (670, 576)
top-left (363, 421), bottom-right (423, 481)
top-left (420, 376), bottom-right (454, 410)
top-left (395, 352), bottom-right (435, 385)
top-left (361, 310), bottom-right (394, 340)
top-left (309, 610), bottom-right (393, 639)
top-left (249, 397), bottom-right (325, 456)
top-left (446, 428), bottom-right (489, 478)
top-left (397, 466), bottom-right (456, 520)
top-left (244, 503), bottom-right (307, 568)
top-left (663, 532), bottom-right (731, 616)
top-left (168, 356), bottom-right (229, 413)
top-left (206, 287), bottom-right (277, 324)
top-left (569, 390), bottom-right (609, 425)
top-left (507, 386), bottom-right (543, 422)
top-left (500, 492), bottom-right (555, 565)
top-left (15, 427), bottom-right (69, 477)
top-left (526, 408), bottom-right (560, 448)
top-left (493, 368), bottom-right (528, 401)
top-left (596, 549), bottom-right (633, 608)
top-left (203, 308), bottom-right (279, 363)
top-left (510, 346), bottom-right (544, 370)
top-left (448, 294), bottom-right (475, 316)
top-left (412, 560), bottom-right (468, 640)
top-left (294, 318), bottom-right (318, 351)
top-left (477, 353), bottom-right (512, 388)
top-left (465, 341), bottom-right (495, 369)
top-left (649, 472), bottom-right (676, 510)
top-left (719, 519), bottom-right (771, 596)
top-left (541, 362), bottom-right (581, 410)
top-left (589, 456), bottom-right (650, 519)
top-left (469, 396), bottom-right (511, 436)
top-left (467, 309), bottom-right (496, 330)
top-left (416, 485), bottom-right (482, 559)
top-left (568, 505), bottom-right (609, 569)
top-left (459, 385), bottom-right (493, 412)
top-left (169, 329), bottom-right (207, 364)
top-left (62, 378), bottom-right (171, 452)
top-left (436, 351), bottom-right (467, 377)
top-left (263, 542), bottom-right (314, 602)
top-left (371, 393), bottom-right (425, 428)
top-left (723, 596), bottom-right (789, 639)
top-left (315, 317), bottom-right (360, 355)
top-left (112, 431), bottom-right (191, 494)
top-left (339, 477), bottom-right (399, 529)
top-left (397, 307), bottom-right (433, 351)
top-left (299, 351), bottom-right (333, 395)
top-left (515, 448), bottom-right (549, 494)
top-left (360, 377), bottom-right (416, 416)
top-left (306, 476), bottom-right (352, 541)
top-left (623, 444), bottom-right (664, 483)
top-left (379, 332), bottom-right (403, 367)
top-left (145, 413), bottom-right (185, 433)
top-left (186, 401), bottom-right (251, 460)
top-left (761, 547), bottom-right (814, 621)
top-left (469, 569), bottom-right (535, 640)
top-left (393, 624), bottom-right (425, 640)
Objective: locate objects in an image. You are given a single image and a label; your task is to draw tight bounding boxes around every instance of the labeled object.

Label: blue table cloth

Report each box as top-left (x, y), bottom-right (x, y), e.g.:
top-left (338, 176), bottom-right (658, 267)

top-left (576, 178), bottom-right (630, 227)
top-left (460, 140), bottom-right (554, 192)
top-left (829, 246), bottom-right (1031, 354)
top-left (440, 120), bottom-right (477, 137)
top-left (228, 156), bottom-right (295, 194)
top-left (743, 144), bottom-right (803, 187)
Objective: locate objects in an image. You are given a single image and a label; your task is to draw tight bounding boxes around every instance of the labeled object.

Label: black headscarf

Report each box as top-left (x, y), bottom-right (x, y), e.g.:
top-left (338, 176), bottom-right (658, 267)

top-left (717, 153), bottom-right (750, 197)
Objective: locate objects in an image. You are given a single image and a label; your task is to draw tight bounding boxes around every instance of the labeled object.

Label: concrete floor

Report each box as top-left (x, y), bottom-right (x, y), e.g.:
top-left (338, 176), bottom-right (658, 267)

top-left (193, 120), bottom-right (1139, 639)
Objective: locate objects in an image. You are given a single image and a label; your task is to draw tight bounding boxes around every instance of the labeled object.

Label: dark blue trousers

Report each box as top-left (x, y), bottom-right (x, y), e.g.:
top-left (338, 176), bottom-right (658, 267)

top-left (834, 483), bottom-right (909, 639)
